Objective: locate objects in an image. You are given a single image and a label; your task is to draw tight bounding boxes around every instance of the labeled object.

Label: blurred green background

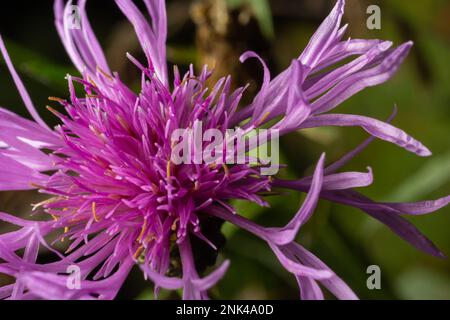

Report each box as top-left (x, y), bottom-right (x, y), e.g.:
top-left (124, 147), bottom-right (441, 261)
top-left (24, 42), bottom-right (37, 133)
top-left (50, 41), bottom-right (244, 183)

top-left (0, 0), bottom-right (449, 299)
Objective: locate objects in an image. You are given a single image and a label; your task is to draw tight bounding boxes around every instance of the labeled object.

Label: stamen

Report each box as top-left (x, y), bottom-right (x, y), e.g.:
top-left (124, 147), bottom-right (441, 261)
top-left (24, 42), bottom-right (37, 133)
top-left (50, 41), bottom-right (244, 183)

top-left (89, 125), bottom-right (107, 143)
top-left (70, 216), bottom-right (84, 223)
top-left (31, 197), bottom-right (60, 211)
top-left (193, 180), bottom-right (200, 191)
top-left (151, 183), bottom-right (159, 193)
top-left (209, 162), bottom-right (217, 170)
top-left (29, 183), bottom-right (45, 189)
top-left (87, 76), bottom-right (98, 88)
top-left (108, 194), bottom-right (122, 200)
top-left (171, 218), bottom-right (179, 231)
top-left (46, 105), bottom-right (64, 118)
top-left (116, 114), bottom-right (132, 134)
top-left (166, 161), bottom-right (172, 179)
top-left (222, 164), bottom-right (230, 176)
top-left (61, 226), bottom-right (69, 243)
top-left (144, 234), bottom-right (156, 244)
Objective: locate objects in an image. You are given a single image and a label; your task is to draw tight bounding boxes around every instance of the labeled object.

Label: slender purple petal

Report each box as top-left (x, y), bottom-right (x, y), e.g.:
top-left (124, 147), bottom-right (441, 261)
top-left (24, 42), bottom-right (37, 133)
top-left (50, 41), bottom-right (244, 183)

top-left (299, 113), bottom-right (431, 157)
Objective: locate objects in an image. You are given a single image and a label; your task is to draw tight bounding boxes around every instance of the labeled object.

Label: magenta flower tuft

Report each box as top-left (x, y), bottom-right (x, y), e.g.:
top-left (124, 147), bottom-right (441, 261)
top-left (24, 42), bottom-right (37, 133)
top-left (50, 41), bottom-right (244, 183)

top-left (0, 0), bottom-right (448, 300)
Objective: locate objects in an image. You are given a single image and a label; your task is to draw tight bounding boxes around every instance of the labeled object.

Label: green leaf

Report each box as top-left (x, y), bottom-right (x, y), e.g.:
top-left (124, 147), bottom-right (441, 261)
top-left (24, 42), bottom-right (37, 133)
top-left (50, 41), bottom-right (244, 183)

top-left (0, 38), bottom-right (75, 93)
top-left (227, 0), bottom-right (274, 39)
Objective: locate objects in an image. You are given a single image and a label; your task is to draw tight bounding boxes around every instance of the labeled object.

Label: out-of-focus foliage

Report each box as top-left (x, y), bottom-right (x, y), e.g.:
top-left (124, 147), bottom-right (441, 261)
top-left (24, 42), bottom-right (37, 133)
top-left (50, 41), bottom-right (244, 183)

top-left (0, 0), bottom-right (448, 299)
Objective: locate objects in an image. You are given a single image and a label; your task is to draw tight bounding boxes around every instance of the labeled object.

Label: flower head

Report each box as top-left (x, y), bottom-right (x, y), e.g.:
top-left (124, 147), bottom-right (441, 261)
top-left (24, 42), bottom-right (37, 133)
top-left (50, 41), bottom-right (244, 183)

top-left (0, 0), bottom-right (448, 300)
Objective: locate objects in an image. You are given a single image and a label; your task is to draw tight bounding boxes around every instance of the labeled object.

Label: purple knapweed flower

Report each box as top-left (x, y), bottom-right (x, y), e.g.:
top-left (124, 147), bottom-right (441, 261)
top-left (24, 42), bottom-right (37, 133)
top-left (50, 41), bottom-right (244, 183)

top-left (0, 0), bottom-right (448, 300)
